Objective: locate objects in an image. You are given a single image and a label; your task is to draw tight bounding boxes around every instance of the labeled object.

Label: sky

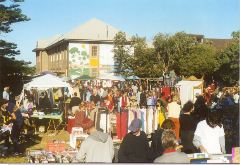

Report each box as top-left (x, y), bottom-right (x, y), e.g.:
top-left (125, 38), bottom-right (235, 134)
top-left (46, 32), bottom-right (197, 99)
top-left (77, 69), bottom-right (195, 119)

top-left (3, 0), bottom-right (240, 65)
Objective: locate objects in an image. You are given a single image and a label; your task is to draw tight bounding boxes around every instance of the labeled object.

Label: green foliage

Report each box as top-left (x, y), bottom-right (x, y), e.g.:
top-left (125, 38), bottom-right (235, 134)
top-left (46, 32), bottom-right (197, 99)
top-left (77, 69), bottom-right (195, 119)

top-left (0, 0), bottom-right (31, 94)
top-left (130, 35), bottom-right (163, 78)
top-left (0, 0), bottom-right (30, 57)
top-left (213, 31), bottom-right (239, 86)
top-left (178, 44), bottom-right (219, 77)
top-left (113, 31), bottom-right (132, 76)
top-left (153, 32), bottom-right (196, 73)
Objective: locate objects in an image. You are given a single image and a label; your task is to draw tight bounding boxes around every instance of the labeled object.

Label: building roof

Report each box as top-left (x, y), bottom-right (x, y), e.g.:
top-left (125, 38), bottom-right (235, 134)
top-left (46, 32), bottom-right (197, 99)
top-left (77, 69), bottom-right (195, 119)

top-left (34, 18), bottom-right (131, 51)
top-left (205, 38), bottom-right (232, 50)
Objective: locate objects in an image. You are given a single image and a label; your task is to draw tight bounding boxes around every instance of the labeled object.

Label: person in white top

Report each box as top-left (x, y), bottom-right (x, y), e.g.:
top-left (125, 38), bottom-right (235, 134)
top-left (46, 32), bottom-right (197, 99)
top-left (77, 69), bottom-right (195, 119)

top-left (233, 89), bottom-right (239, 104)
top-left (193, 107), bottom-right (225, 154)
top-left (167, 97), bottom-right (181, 139)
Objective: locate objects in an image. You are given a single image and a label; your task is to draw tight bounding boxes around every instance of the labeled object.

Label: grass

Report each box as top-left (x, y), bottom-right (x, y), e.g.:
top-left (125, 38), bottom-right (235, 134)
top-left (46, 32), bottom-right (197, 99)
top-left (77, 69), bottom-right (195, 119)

top-left (0, 130), bottom-right (70, 163)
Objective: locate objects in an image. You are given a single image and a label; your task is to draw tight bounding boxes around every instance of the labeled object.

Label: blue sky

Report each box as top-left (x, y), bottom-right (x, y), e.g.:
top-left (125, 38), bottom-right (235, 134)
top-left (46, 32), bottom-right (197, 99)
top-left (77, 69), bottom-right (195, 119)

top-left (4, 0), bottom-right (240, 65)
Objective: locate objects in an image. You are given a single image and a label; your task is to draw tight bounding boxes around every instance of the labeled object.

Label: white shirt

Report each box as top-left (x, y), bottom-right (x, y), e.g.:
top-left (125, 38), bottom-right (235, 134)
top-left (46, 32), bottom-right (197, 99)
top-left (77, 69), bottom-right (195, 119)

top-left (194, 120), bottom-right (225, 154)
top-left (167, 102), bottom-right (181, 118)
top-left (233, 94), bottom-right (239, 104)
top-left (2, 91), bottom-right (9, 100)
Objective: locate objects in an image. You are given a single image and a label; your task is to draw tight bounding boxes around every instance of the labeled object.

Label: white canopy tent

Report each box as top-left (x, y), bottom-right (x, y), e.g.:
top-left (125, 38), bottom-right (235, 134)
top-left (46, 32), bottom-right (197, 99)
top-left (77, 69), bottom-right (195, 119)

top-left (175, 80), bottom-right (203, 105)
top-left (97, 73), bottom-right (125, 81)
top-left (24, 74), bottom-right (72, 90)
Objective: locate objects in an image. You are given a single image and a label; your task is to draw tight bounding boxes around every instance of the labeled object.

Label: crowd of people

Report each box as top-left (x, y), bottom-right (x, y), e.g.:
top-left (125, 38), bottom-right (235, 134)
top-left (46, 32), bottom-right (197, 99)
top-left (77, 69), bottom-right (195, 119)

top-left (0, 79), bottom-right (239, 163)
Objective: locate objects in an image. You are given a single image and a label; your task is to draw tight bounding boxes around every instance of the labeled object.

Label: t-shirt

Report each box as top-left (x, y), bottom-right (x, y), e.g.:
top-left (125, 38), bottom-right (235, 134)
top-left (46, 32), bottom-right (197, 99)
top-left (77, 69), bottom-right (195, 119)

top-left (167, 102), bottom-right (181, 118)
top-left (194, 120), bottom-right (225, 154)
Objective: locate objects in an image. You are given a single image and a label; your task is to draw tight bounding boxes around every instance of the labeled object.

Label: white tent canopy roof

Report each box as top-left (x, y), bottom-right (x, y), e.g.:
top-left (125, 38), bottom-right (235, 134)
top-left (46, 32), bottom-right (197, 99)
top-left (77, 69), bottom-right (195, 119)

top-left (97, 73), bottom-right (125, 81)
top-left (24, 74), bottom-right (71, 90)
top-left (175, 80), bottom-right (203, 105)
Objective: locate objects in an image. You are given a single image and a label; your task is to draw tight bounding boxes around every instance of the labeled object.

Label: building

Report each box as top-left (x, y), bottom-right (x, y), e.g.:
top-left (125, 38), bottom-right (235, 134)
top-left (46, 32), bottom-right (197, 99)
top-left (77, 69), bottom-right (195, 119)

top-left (33, 18), bottom-right (131, 78)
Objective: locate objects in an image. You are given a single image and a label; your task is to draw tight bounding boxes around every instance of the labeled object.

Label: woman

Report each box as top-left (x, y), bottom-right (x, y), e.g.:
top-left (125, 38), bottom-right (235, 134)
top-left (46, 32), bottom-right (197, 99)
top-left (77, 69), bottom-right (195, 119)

top-left (193, 95), bottom-right (208, 122)
top-left (193, 106), bottom-right (225, 154)
top-left (179, 101), bottom-right (198, 153)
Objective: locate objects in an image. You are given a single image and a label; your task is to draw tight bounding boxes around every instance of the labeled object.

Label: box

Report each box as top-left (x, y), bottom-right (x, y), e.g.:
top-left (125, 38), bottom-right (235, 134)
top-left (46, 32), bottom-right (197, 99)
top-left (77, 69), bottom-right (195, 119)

top-left (46, 141), bottom-right (66, 152)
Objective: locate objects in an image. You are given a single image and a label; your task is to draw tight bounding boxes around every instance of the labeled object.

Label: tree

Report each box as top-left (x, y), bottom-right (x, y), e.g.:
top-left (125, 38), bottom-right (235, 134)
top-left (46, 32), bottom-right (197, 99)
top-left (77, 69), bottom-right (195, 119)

top-left (153, 32), bottom-right (196, 74)
top-left (113, 31), bottom-right (132, 76)
top-left (0, 0), bottom-right (30, 57)
top-left (178, 43), bottom-right (219, 77)
top-left (0, 0), bottom-right (30, 95)
top-left (213, 31), bottom-right (240, 86)
top-left (130, 35), bottom-right (163, 78)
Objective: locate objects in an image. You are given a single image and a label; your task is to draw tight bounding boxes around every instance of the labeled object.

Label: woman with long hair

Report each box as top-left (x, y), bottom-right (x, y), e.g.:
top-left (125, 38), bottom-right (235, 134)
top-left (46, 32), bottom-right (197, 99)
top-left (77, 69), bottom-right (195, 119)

top-left (193, 105), bottom-right (225, 154)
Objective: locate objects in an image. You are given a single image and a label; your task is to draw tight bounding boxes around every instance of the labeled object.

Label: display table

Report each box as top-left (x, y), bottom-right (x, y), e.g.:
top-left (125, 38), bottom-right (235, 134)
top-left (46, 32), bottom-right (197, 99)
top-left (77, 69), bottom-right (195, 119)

top-left (187, 153), bottom-right (232, 163)
top-left (31, 113), bottom-right (63, 132)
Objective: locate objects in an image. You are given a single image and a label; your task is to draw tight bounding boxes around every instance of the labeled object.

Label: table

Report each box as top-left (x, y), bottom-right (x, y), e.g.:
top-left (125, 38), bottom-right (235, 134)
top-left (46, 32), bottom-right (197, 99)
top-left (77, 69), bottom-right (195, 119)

top-left (187, 154), bottom-right (232, 163)
top-left (31, 113), bottom-right (63, 132)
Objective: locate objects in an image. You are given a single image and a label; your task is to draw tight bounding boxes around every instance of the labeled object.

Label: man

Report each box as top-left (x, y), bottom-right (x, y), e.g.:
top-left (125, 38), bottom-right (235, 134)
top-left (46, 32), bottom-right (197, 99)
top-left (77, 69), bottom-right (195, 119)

top-left (70, 92), bottom-right (82, 114)
top-left (154, 129), bottom-right (190, 163)
top-left (76, 118), bottom-right (114, 163)
top-left (2, 87), bottom-right (10, 100)
top-left (90, 90), bottom-right (100, 105)
top-left (118, 118), bottom-right (150, 163)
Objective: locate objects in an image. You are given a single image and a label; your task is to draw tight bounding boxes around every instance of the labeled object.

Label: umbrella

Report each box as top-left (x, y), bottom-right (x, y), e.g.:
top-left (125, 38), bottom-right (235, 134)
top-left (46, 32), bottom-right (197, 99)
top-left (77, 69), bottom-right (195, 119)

top-left (74, 75), bottom-right (92, 80)
top-left (126, 75), bottom-right (140, 80)
top-left (98, 73), bottom-right (125, 81)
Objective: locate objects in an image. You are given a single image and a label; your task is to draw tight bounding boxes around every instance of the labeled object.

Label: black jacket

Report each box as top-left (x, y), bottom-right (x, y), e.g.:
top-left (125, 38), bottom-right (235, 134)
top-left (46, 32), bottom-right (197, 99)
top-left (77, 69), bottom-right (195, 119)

top-left (118, 131), bottom-right (150, 163)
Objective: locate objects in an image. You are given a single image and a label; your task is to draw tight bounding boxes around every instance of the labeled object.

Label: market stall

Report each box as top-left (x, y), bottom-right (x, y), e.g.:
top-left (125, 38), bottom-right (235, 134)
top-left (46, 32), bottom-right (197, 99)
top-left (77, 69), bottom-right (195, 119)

top-left (175, 76), bottom-right (204, 105)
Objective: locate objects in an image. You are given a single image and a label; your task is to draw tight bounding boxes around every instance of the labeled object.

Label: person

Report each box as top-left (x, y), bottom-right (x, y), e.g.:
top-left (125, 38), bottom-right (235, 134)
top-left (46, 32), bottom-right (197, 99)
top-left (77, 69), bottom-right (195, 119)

top-left (76, 118), bottom-right (114, 163)
top-left (0, 99), bottom-right (12, 149)
top-left (150, 119), bottom-right (175, 162)
top-left (2, 87), bottom-right (10, 100)
top-left (10, 105), bottom-right (24, 155)
top-left (193, 106), bottom-right (225, 154)
top-left (167, 97), bottom-right (181, 139)
top-left (193, 94), bottom-right (208, 122)
top-left (139, 89), bottom-right (147, 108)
top-left (70, 92), bottom-right (82, 114)
top-left (233, 89), bottom-right (239, 104)
top-left (38, 92), bottom-right (51, 112)
top-left (90, 90), bottom-right (100, 105)
top-left (154, 129), bottom-right (190, 163)
top-left (118, 118), bottom-right (150, 163)
top-left (179, 101), bottom-right (198, 153)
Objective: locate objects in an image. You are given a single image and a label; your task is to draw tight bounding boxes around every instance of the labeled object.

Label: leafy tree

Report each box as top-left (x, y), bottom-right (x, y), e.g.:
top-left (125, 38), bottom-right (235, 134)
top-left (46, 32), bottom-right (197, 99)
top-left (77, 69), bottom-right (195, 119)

top-left (131, 35), bottom-right (163, 78)
top-left (178, 43), bottom-right (219, 77)
top-left (113, 31), bottom-right (132, 76)
top-left (213, 31), bottom-right (240, 86)
top-left (0, 0), bottom-right (30, 95)
top-left (153, 32), bottom-right (196, 74)
top-left (0, 0), bottom-right (30, 57)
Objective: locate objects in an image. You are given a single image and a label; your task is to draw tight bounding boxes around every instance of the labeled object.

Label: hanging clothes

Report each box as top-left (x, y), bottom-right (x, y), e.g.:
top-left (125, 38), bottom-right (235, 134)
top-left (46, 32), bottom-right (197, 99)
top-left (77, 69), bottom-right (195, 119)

top-left (147, 107), bottom-right (154, 134)
top-left (140, 108), bottom-right (147, 133)
top-left (158, 107), bottom-right (166, 128)
top-left (116, 110), bottom-right (128, 140)
top-left (161, 86), bottom-right (171, 100)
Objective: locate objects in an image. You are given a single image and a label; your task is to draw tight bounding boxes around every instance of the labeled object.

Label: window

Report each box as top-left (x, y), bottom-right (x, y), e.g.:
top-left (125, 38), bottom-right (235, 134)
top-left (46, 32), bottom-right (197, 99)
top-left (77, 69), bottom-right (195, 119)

top-left (91, 68), bottom-right (98, 77)
top-left (92, 46), bottom-right (98, 57)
